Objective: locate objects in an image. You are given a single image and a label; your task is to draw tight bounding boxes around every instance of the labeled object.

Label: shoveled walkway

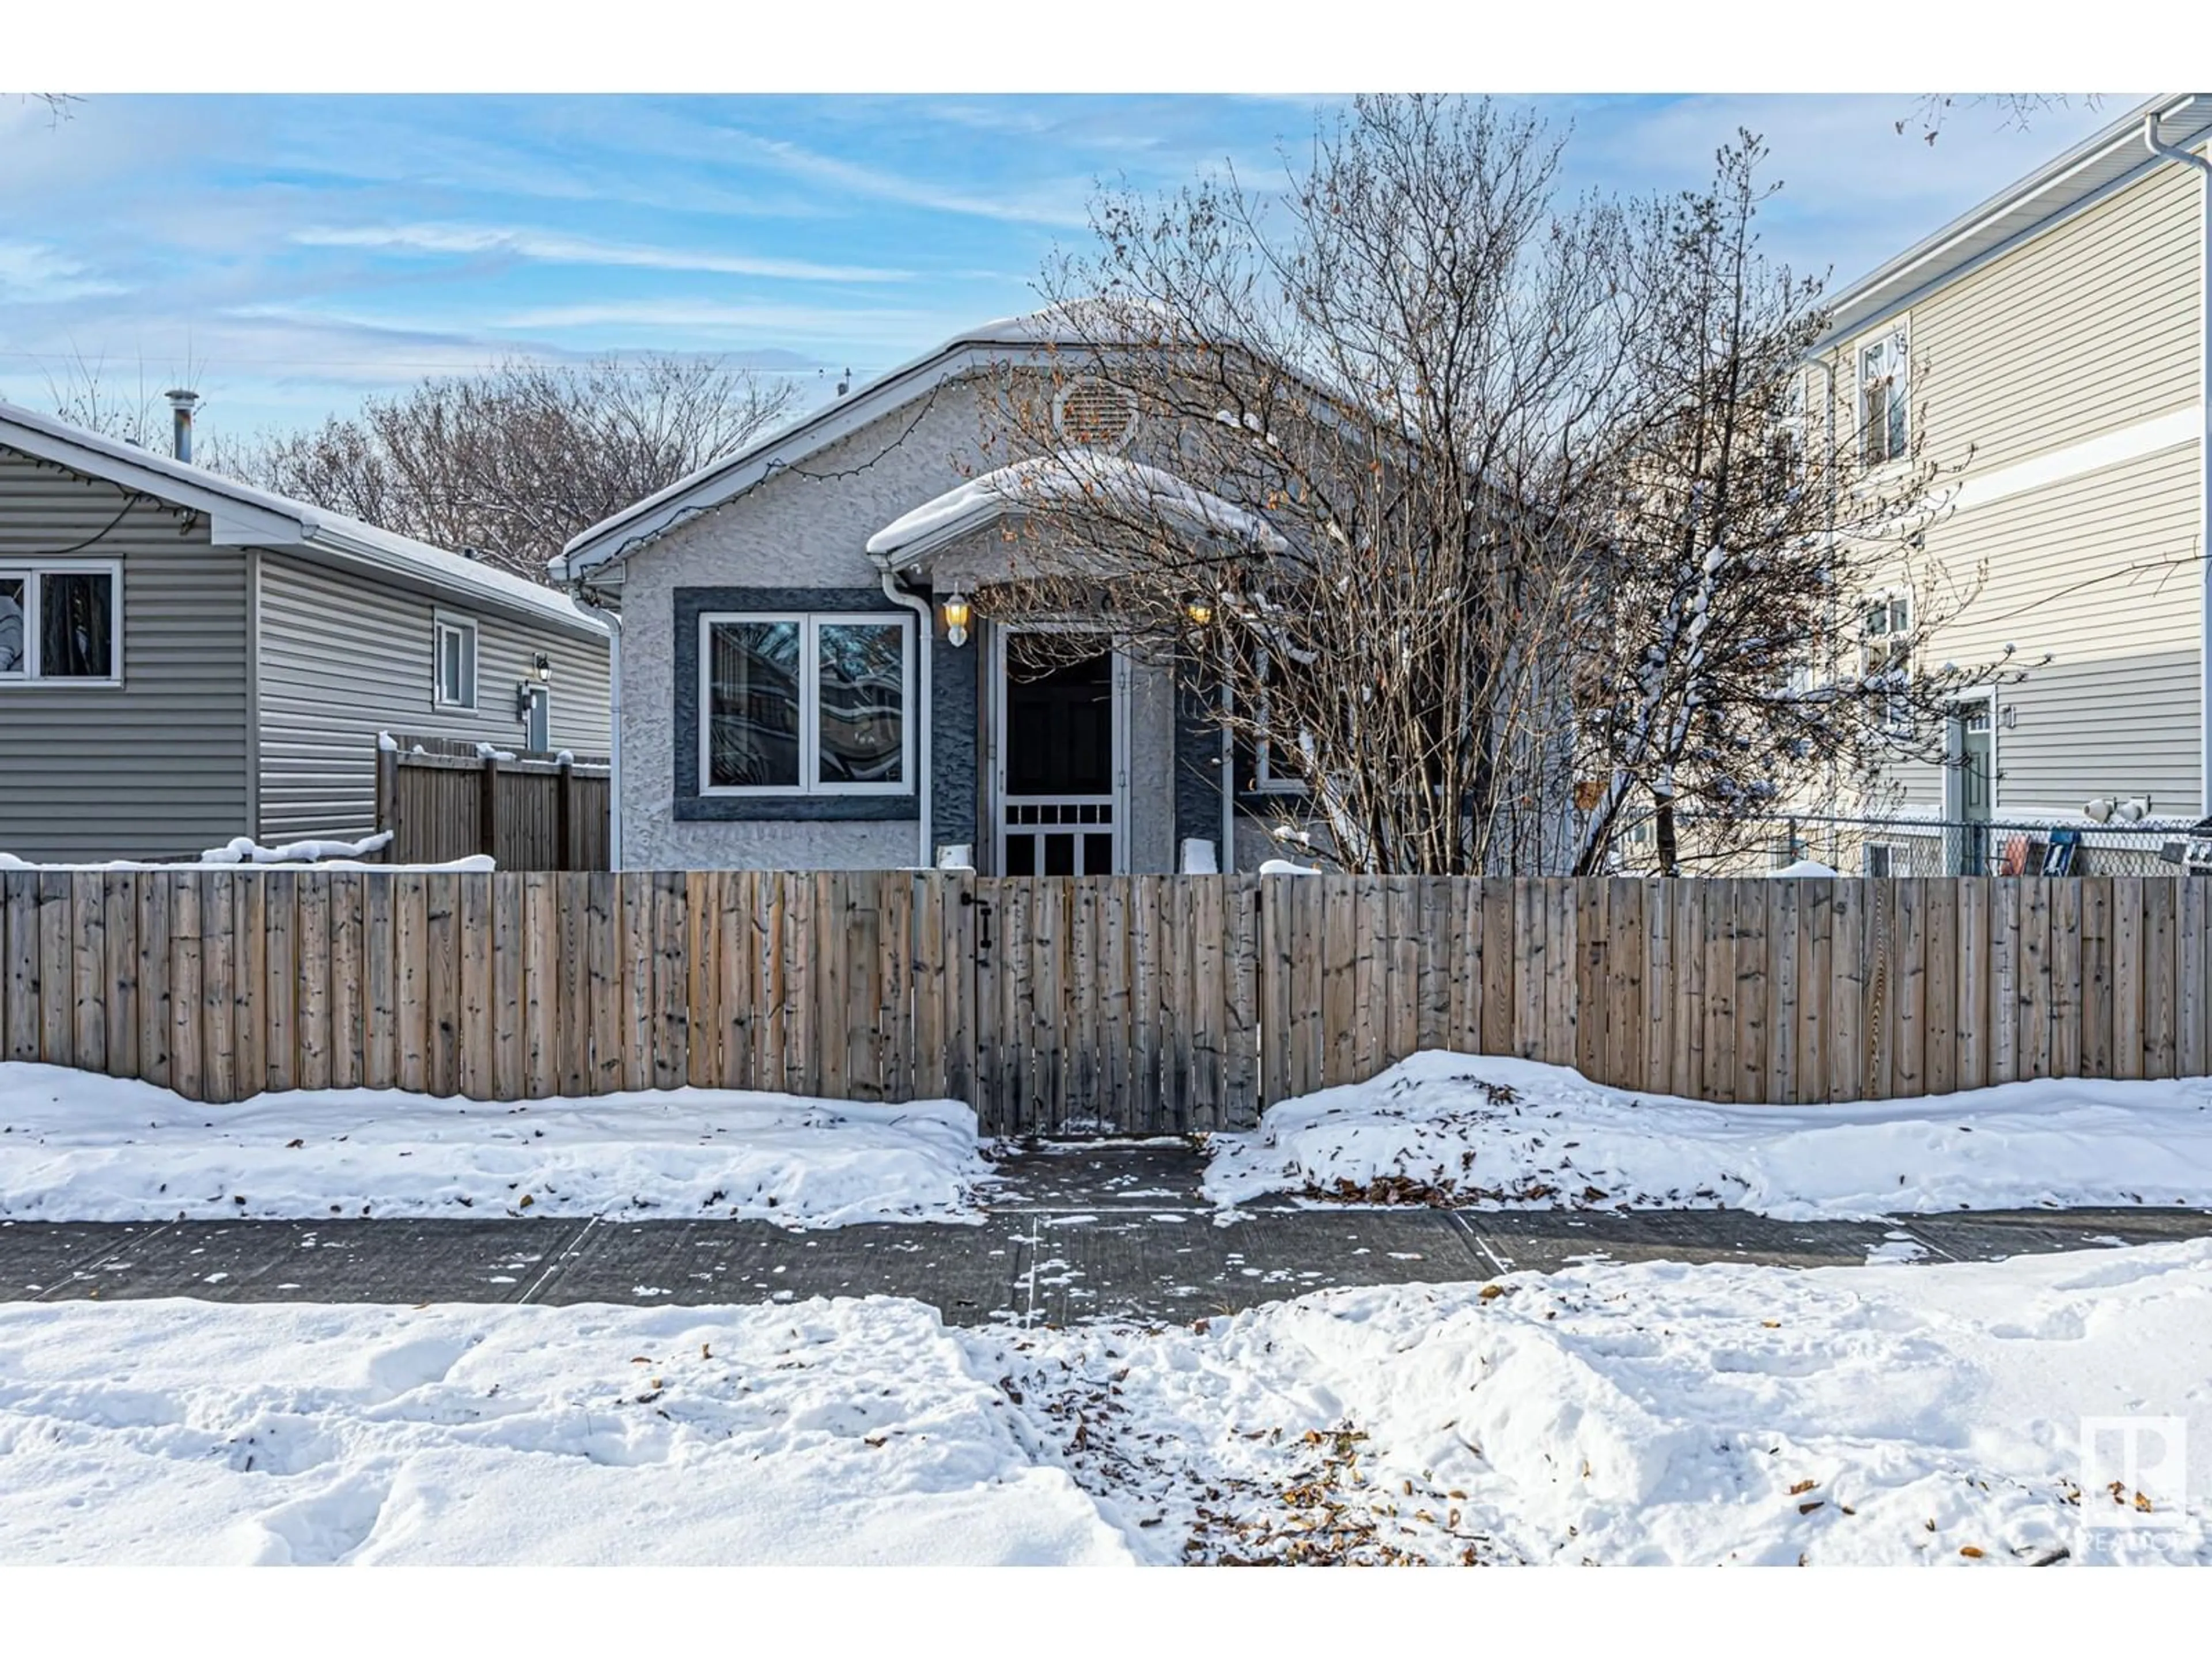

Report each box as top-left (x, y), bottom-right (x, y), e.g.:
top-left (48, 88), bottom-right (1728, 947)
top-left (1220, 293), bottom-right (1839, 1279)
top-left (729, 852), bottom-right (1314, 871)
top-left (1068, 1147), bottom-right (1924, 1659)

top-left (5, 1144), bottom-right (2209, 1327)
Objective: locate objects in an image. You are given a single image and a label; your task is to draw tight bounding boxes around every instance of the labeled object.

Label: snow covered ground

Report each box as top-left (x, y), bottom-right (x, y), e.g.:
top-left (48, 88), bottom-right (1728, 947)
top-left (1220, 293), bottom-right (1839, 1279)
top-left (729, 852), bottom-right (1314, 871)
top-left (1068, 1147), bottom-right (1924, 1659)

top-left (0, 1063), bottom-right (991, 1227)
top-left (3, 1242), bottom-right (2207, 1565)
top-left (1205, 1052), bottom-right (2212, 1219)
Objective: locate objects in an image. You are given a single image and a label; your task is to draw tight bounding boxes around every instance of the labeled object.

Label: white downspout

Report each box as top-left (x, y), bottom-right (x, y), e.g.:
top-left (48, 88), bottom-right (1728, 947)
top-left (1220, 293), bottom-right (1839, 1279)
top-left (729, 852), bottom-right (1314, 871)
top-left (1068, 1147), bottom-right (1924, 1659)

top-left (880, 569), bottom-right (935, 868)
top-left (2145, 112), bottom-right (2212, 816)
top-left (1218, 628), bottom-right (1236, 873)
top-left (597, 603), bottom-right (624, 870)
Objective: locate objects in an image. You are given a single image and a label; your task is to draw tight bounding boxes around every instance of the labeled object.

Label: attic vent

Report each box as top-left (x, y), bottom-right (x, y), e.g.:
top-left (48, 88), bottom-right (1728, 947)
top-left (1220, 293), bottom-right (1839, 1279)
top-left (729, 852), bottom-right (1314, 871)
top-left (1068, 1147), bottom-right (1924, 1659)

top-left (1053, 378), bottom-right (1138, 449)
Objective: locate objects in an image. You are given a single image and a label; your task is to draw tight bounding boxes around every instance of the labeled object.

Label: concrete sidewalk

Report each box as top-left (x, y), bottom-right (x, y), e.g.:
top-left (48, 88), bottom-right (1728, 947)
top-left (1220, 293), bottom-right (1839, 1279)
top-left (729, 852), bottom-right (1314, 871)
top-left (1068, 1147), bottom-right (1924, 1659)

top-left (5, 1145), bottom-right (2209, 1326)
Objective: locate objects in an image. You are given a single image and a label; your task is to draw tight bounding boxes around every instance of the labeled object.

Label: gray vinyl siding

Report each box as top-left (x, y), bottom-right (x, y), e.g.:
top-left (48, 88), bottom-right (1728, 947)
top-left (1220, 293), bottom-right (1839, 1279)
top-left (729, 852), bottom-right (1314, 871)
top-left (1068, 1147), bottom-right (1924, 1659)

top-left (256, 552), bottom-right (611, 841)
top-left (0, 448), bottom-right (251, 861)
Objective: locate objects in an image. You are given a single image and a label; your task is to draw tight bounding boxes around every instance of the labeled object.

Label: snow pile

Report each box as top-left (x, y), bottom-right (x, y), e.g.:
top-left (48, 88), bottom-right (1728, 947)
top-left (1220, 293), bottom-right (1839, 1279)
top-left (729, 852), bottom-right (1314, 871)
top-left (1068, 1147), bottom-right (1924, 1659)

top-left (0, 1297), bottom-right (1128, 1565)
top-left (1204, 1051), bottom-right (2212, 1218)
top-left (3, 1244), bottom-right (2207, 1565)
top-left (1767, 858), bottom-right (1841, 878)
top-left (0, 832), bottom-right (489, 873)
top-left (982, 1242), bottom-right (2212, 1565)
top-left (199, 832), bottom-right (394, 866)
top-left (0, 1065), bottom-right (992, 1226)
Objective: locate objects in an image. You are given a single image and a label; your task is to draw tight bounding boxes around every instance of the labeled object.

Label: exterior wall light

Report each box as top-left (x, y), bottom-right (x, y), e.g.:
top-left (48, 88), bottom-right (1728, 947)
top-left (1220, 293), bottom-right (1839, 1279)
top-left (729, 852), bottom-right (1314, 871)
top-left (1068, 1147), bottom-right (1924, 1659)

top-left (941, 592), bottom-right (971, 647)
top-left (533, 652), bottom-right (552, 683)
top-left (1183, 595), bottom-right (1214, 627)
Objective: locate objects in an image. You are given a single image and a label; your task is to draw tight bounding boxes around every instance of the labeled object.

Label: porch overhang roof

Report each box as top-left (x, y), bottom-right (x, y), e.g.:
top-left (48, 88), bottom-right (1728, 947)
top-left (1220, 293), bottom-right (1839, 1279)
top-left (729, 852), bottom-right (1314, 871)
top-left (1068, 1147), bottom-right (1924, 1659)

top-left (865, 449), bottom-right (1286, 584)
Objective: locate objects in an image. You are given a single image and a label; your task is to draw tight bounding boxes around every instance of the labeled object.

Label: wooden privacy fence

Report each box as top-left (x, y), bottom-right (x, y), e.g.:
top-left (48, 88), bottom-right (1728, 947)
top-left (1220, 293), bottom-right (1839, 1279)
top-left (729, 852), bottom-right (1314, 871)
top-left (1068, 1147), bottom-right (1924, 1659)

top-left (4, 872), bottom-right (2210, 1132)
top-left (374, 740), bottom-right (610, 871)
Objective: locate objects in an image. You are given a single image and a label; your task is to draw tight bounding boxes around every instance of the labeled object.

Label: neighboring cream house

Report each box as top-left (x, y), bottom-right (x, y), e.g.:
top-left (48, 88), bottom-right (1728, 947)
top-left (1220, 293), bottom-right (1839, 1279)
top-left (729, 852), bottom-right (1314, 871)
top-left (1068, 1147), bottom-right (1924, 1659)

top-left (1801, 92), bottom-right (2212, 873)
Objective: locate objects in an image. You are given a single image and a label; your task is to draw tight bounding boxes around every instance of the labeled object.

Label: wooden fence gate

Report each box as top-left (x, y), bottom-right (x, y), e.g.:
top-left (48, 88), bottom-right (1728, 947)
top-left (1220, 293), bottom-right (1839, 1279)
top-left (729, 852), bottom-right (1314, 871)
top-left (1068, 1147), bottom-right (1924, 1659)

top-left (6, 870), bottom-right (2212, 1132)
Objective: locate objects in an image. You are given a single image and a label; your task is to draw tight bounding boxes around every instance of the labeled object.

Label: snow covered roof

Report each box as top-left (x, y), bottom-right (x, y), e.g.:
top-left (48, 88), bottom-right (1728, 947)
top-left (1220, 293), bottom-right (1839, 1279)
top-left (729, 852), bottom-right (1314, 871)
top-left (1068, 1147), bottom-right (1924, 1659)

top-left (0, 400), bottom-right (605, 641)
top-left (1813, 92), bottom-right (2212, 353)
top-left (865, 450), bottom-right (1287, 569)
top-left (554, 300), bottom-right (1200, 586)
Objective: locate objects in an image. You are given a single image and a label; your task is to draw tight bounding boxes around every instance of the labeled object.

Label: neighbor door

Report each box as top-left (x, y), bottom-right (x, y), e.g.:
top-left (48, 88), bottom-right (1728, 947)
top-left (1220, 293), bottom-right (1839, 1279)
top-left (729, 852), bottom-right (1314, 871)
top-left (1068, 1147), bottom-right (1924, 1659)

top-left (996, 630), bottom-right (1121, 874)
top-left (1947, 700), bottom-right (1993, 874)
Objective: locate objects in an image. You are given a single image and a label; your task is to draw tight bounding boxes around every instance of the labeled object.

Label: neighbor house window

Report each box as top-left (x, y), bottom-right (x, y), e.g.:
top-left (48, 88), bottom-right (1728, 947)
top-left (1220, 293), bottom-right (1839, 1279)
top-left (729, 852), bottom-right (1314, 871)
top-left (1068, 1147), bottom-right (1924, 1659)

top-left (433, 615), bottom-right (478, 710)
top-left (1862, 592), bottom-right (1912, 733)
top-left (1252, 645), bottom-right (1310, 793)
top-left (0, 561), bottom-right (121, 684)
top-left (699, 612), bottom-right (912, 796)
top-left (1858, 325), bottom-right (1910, 466)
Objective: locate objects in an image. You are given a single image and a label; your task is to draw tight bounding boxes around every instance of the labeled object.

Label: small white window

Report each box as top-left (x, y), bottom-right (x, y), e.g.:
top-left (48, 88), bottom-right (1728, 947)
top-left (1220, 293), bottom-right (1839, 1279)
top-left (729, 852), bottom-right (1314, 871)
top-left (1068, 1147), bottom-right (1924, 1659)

top-left (1858, 325), bottom-right (1910, 466)
top-left (1862, 592), bottom-right (1912, 733)
top-left (699, 611), bottom-right (914, 796)
top-left (1862, 842), bottom-right (1897, 878)
top-left (434, 615), bottom-right (478, 710)
top-left (0, 560), bottom-right (122, 685)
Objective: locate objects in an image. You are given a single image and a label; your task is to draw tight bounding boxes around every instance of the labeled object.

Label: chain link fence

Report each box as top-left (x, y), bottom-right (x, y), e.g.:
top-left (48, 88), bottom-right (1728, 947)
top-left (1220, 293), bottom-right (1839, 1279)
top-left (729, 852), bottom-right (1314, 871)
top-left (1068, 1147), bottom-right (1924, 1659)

top-left (1638, 813), bottom-right (2198, 879)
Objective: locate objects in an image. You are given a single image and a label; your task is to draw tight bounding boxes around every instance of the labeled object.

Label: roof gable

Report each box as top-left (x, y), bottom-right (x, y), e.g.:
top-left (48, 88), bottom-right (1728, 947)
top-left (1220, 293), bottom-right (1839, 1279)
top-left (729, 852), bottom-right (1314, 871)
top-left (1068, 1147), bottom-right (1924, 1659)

top-left (1815, 93), bottom-right (2211, 351)
top-left (0, 400), bottom-right (603, 639)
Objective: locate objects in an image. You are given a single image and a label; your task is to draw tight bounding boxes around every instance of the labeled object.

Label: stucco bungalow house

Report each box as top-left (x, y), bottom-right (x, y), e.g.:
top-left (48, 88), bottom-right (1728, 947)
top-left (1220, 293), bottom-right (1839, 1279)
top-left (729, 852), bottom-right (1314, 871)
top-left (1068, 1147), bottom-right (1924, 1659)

top-left (553, 310), bottom-right (1303, 876)
top-left (1, 399), bottom-right (611, 863)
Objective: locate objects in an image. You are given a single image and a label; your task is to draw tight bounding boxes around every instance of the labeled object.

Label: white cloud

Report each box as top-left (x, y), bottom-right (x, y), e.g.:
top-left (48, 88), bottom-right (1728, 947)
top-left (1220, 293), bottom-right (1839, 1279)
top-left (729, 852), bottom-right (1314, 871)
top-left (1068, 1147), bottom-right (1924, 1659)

top-left (291, 222), bottom-right (911, 283)
top-left (0, 240), bottom-right (125, 302)
top-left (722, 131), bottom-right (1094, 228)
top-left (497, 297), bottom-right (952, 342)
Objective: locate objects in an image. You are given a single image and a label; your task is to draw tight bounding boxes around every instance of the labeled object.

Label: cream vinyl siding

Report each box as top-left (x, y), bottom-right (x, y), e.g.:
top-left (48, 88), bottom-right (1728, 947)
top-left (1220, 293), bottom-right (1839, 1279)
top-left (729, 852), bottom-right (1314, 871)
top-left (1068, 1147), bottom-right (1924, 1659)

top-left (256, 553), bottom-right (611, 841)
top-left (1904, 160), bottom-right (2200, 478)
top-left (1814, 152), bottom-right (2206, 822)
top-left (0, 448), bottom-right (252, 861)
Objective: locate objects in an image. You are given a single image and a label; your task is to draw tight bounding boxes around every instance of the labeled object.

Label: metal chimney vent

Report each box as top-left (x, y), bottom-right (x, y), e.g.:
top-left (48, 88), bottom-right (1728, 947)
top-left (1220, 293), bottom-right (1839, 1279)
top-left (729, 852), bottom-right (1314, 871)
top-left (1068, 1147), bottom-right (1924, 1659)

top-left (165, 389), bottom-right (201, 464)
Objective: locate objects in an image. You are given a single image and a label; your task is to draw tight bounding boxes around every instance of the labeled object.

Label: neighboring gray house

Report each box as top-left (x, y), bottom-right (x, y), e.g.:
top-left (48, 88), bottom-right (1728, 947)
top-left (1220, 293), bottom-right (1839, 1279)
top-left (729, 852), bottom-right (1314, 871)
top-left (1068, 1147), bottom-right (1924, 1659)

top-left (1, 400), bottom-right (611, 862)
top-left (554, 312), bottom-right (1292, 874)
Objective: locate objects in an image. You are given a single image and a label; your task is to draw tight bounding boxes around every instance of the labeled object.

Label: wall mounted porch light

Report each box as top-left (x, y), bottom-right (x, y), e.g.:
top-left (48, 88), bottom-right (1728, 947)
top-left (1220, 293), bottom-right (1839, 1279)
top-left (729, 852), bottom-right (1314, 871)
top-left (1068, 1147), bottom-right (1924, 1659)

top-left (1183, 594), bottom-right (1215, 627)
top-left (940, 592), bottom-right (972, 647)
top-left (533, 652), bottom-right (552, 683)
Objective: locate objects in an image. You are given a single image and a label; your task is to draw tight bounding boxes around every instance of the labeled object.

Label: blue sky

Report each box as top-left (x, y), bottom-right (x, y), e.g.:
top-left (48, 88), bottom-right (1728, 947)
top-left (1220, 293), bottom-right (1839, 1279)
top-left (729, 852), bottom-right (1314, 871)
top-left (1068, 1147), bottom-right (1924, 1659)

top-left (0, 93), bottom-right (2127, 444)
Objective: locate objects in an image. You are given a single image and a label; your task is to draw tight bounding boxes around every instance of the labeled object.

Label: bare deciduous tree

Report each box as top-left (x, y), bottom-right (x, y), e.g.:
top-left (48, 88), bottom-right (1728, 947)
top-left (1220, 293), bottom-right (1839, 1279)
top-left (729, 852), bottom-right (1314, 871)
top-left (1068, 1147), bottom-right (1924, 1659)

top-left (976, 96), bottom-right (1643, 875)
top-left (1571, 135), bottom-right (2018, 876)
top-left (229, 356), bottom-right (800, 582)
top-left (970, 99), bottom-right (2013, 876)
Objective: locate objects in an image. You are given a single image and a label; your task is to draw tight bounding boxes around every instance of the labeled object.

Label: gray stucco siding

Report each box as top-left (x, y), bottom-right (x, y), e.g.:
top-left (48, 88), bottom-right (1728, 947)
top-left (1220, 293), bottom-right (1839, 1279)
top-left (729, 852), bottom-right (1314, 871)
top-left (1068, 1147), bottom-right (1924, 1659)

top-left (0, 448), bottom-right (252, 861)
top-left (257, 552), bottom-right (611, 841)
top-left (613, 383), bottom-right (996, 869)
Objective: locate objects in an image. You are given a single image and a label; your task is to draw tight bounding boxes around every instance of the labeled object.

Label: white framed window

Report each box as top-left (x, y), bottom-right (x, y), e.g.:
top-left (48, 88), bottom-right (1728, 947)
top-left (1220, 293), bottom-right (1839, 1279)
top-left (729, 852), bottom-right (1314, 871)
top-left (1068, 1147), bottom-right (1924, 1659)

top-left (1857, 323), bottom-right (1910, 467)
top-left (1251, 645), bottom-right (1310, 794)
top-left (1862, 842), bottom-right (1899, 878)
top-left (1774, 371), bottom-right (1810, 477)
top-left (0, 559), bottom-right (122, 687)
top-left (1862, 590), bottom-right (1912, 733)
top-left (433, 614), bottom-right (478, 710)
top-left (699, 611), bottom-right (914, 796)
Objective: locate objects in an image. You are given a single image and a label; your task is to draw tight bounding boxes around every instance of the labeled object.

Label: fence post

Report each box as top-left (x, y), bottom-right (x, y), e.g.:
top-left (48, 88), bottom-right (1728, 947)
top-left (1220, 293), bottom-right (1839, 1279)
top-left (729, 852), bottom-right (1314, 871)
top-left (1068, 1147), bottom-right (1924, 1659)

top-left (555, 755), bottom-right (575, 873)
top-left (374, 744), bottom-right (396, 854)
top-left (478, 756), bottom-right (500, 865)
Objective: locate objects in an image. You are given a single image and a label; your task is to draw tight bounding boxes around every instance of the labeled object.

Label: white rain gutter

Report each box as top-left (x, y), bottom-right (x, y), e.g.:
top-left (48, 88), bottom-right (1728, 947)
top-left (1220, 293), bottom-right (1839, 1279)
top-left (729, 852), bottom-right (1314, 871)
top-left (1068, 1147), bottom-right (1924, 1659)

top-left (880, 570), bottom-right (935, 869)
top-left (2145, 112), bottom-right (2212, 815)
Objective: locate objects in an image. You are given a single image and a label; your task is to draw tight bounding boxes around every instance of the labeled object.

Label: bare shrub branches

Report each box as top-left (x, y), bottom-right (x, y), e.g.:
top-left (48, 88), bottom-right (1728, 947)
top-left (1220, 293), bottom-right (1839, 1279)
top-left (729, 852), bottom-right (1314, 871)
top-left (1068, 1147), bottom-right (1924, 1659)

top-left (230, 356), bottom-right (800, 582)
